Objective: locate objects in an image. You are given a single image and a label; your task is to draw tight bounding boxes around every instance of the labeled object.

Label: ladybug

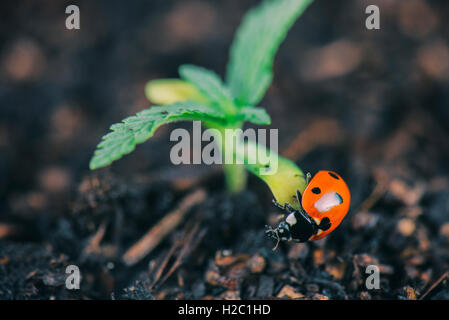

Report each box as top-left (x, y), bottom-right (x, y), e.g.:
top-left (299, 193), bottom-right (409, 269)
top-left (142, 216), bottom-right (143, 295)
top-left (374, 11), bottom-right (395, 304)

top-left (266, 170), bottom-right (350, 249)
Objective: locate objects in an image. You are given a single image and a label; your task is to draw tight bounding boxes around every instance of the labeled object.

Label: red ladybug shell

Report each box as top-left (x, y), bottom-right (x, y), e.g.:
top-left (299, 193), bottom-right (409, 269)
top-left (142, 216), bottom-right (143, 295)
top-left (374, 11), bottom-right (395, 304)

top-left (301, 170), bottom-right (350, 240)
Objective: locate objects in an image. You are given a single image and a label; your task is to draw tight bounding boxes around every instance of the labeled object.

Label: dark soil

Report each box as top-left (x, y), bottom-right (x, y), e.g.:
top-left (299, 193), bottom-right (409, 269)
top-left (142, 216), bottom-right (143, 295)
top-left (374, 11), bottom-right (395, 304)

top-left (1, 0), bottom-right (449, 300)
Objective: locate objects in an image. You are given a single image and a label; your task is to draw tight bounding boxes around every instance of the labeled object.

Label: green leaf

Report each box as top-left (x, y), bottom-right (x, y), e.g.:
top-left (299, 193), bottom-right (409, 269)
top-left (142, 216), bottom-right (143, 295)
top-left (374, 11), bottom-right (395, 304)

top-left (145, 79), bottom-right (209, 105)
top-left (237, 107), bottom-right (271, 125)
top-left (226, 0), bottom-right (313, 106)
top-left (89, 101), bottom-right (226, 170)
top-left (179, 64), bottom-right (237, 113)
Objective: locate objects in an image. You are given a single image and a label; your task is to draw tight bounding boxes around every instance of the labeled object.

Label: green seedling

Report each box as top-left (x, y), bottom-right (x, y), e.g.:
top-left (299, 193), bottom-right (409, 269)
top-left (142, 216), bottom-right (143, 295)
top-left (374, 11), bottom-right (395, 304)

top-left (89, 0), bottom-right (313, 199)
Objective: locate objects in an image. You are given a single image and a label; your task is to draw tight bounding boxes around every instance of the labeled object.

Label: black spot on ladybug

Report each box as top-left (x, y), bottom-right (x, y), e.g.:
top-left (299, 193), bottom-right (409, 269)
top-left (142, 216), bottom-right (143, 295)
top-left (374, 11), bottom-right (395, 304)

top-left (319, 217), bottom-right (331, 231)
top-left (312, 187), bottom-right (321, 194)
top-left (328, 172), bottom-right (339, 180)
top-left (335, 193), bottom-right (343, 204)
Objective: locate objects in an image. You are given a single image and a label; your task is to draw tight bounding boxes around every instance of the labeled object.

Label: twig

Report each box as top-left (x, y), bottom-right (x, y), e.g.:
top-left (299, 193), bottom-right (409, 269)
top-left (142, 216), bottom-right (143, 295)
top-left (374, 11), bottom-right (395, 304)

top-left (81, 220), bottom-right (107, 258)
top-left (357, 169), bottom-right (389, 213)
top-left (150, 239), bottom-right (180, 288)
top-left (122, 189), bottom-right (206, 266)
top-left (419, 271), bottom-right (449, 300)
top-left (149, 214), bottom-right (206, 290)
top-left (159, 221), bottom-right (206, 286)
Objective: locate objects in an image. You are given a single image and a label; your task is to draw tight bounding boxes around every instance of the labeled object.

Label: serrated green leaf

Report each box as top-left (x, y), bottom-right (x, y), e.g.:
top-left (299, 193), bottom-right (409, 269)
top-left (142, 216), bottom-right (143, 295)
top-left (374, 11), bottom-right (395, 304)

top-left (237, 107), bottom-right (271, 125)
top-left (179, 64), bottom-right (237, 114)
top-left (89, 101), bottom-right (227, 170)
top-left (226, 0), bottom-right (313, 106)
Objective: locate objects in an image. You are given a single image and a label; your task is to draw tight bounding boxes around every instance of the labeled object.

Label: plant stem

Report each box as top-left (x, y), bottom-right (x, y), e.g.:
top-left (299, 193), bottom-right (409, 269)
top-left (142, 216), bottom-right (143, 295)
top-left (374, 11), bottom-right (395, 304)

top-left (223, 162), bottom-right (247, 193)
top-left (207, 122), bottom-right (247, 193)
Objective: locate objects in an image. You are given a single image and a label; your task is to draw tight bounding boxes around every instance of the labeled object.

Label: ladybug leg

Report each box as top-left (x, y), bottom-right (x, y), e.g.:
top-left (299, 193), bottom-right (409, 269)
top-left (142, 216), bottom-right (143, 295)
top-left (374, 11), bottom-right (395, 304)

top-left (297, 206), bottom-right (314, 224)
top-left (272, 199), bottom-right (284, 210)
top-left (284, 203), bottom-right (296, 213)
top-left (306, 172), bottom-right (312, 185)
top-left (292, 190), bottom-right (320, 236)
top-left (296, 190), bottom-right (310, 215)
top-left (296, 205), bottom-right (319, 233)
top-left (272, 199), bottom-right (295, 214)
top-left (296, 189), bottom-right (303, 203)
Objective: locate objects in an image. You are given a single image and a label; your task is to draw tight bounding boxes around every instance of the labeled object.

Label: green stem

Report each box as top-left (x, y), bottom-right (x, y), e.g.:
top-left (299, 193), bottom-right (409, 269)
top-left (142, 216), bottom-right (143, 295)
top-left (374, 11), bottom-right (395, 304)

top-left (223, 162), bottom-right (247, 193)
top-left (206, 121), bottom-right (247, 193)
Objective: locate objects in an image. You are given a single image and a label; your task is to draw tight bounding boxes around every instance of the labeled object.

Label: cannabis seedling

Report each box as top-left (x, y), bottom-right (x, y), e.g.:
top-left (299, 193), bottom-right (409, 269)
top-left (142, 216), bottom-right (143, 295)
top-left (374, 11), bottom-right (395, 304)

top-left (89, 0), bottom-right (313, 194)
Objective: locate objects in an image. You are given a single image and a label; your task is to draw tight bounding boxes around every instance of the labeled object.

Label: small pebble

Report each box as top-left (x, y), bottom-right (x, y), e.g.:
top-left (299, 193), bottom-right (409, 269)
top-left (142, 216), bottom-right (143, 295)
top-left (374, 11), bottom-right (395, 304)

top-left (397, 218), bottom-right (416, 237)
top-left (402, 286), bottom-right (417, 300)
top-left (277, 285), bottom-right (305, 299)
top-left (247, 253), bottom-right (266, 274)
top-left (311, 293), bottom-right (329, 300)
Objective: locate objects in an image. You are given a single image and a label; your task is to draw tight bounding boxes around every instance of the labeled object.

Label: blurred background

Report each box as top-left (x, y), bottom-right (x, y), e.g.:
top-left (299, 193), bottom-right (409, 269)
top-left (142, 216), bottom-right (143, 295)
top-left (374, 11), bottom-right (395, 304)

top-left (0, 0), bottom-right (448, 300)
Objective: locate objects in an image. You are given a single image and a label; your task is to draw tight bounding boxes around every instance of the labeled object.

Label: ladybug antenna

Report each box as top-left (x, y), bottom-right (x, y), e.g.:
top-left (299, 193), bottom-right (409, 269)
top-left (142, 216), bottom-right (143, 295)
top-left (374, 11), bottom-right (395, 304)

top-left (296, 189), bottom-right (302, 204)
top-left (265, 225), bottom-right (281, 251)
top-left (272, 235), bottom-right (280, 251)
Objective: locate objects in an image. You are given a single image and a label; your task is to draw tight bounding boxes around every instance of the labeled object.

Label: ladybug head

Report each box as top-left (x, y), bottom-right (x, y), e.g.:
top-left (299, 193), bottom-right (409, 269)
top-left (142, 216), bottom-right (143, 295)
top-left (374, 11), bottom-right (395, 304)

top-left (265, 221), bottom-right (291, 250)
top-left (265, 209), bottom-right (320, 250)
